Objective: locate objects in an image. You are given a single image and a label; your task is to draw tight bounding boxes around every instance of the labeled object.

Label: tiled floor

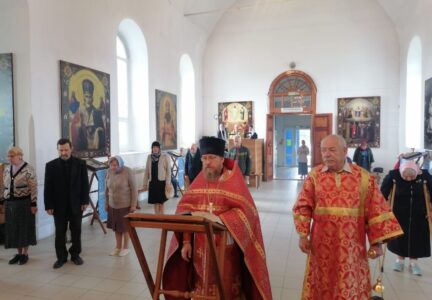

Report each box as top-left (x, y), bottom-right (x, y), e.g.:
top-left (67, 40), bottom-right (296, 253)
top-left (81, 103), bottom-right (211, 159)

top-left (1, 180), bottom-right (432, 299)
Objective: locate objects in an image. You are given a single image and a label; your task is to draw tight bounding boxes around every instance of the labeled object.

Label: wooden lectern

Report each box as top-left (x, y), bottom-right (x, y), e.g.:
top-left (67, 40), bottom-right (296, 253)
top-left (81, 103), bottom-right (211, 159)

top-left (125, 213), bottom-right (228, 300)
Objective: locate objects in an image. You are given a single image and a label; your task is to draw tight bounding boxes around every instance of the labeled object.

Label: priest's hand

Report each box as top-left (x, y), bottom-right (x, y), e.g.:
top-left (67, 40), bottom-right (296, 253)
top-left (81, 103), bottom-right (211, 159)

top-left (367, 243), bottom-right (383, 259)
top-left (299, 236), bottom-right (311, 254)
top-left (181, 242), bottom-right (192, 262)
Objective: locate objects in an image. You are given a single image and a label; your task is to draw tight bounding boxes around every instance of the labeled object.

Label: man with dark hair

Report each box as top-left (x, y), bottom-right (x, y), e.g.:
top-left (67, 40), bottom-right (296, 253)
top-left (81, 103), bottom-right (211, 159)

top-left (44, 138), bottom-right (90, 268)
top-left (163, 136), bottom-right (272, 300)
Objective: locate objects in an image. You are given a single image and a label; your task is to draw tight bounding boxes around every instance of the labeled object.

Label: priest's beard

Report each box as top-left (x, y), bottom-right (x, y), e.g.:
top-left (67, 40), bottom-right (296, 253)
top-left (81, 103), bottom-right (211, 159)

top-left (204, 166), bottom-right (223, 182)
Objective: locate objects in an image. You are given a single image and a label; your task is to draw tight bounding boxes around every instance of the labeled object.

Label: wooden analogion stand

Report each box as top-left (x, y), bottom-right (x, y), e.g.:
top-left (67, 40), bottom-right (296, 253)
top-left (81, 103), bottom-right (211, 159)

top-left (125, 213), bottom-right (228, 300)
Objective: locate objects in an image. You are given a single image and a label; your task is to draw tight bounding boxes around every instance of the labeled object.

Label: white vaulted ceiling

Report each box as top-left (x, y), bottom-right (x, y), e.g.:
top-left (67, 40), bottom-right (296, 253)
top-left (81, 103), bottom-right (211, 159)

top-left (169, 0), bottom-right (411, 37)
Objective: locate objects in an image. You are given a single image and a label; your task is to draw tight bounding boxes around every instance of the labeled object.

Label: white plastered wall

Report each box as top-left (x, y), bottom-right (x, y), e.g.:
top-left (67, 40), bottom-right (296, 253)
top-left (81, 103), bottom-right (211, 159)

top-left (1, 0), bottom-right (206, 238)
top-left (203, 0), bottom-right (400, 171)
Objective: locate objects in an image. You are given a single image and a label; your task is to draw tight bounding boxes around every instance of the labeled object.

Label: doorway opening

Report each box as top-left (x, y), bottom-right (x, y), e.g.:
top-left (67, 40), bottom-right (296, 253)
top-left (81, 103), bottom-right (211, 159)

top-left (274, 114), bottom-right (311, 180)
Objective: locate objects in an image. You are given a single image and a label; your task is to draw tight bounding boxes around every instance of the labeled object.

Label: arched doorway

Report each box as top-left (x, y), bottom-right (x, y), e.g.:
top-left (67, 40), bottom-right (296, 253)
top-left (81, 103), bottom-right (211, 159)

top-left (264, 70), bottom-right (332, 181)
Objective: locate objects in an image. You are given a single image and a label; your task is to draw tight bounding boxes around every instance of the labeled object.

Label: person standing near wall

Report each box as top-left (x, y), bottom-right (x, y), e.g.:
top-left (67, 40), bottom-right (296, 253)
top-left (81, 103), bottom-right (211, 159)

top-left (380, 160), bottom-right (432, 276)
top-left (184, 143), bottom-right (202, 190)
top-left (143, 141), bottom-right (172, 214)
top-left (1, 147), bottom-right (37, 265)
top-left (353, 140), bottom-right (374, 172)
top-left (44, 138), bottom-right (90, 269)
top-left (105, 155), bottom-right (137, 257)
top-left (297, 140), bottom-right (310, 180)
top-left (228, 135), bottom-right (252, 185)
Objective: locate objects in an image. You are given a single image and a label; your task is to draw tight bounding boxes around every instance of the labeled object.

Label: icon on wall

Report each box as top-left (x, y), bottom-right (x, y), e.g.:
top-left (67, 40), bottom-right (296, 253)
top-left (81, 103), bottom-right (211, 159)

top-left (337, 96), bottom-right (380, 148)
top-left (60, 60), bottom-right (110, 158)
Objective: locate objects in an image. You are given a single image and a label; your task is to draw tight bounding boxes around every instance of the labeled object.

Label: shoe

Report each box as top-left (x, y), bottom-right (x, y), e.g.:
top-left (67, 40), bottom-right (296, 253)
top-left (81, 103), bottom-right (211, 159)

top-left (409, 264), bottom-right (422, 276)
top-left (118, 249), bottom-right (130, 257)
top-left (109, 248), bottom-right (120, 256)
top-left (71, 255), bottom-right (84, 265)
top-left (8, 254), bottom-right (21, 265)
top-left (18, 254), bottom-right (29, 265)
top-left (53, 259), bottom-right (67, 269)
top-left (393, 261), bottom-right (404, 272)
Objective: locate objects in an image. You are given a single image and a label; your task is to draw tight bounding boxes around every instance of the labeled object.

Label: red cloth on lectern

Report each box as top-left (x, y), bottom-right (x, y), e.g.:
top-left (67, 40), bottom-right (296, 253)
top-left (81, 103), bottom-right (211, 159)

top-left (162, 159), bottom-right (272, 300)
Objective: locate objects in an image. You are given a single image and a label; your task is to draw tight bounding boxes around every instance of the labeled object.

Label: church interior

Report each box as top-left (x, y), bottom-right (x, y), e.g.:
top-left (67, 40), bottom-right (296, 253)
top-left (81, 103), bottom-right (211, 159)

top-left (0, 0), bottom-right (432, 299)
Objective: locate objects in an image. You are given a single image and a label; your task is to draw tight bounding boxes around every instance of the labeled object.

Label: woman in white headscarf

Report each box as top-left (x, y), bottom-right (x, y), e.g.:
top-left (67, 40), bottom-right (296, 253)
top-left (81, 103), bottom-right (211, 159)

top-left (381, 160), bottom-right (432, 276)
top-left (105, 155), bottom-right (137, 257)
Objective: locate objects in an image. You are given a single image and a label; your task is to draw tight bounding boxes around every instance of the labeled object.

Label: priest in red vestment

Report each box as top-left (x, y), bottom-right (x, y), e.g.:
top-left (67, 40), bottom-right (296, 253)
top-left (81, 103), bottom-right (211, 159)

top-left (163, 136), bottom-right (272, 300)
top-left (293, 134), bottom-right (403, 300)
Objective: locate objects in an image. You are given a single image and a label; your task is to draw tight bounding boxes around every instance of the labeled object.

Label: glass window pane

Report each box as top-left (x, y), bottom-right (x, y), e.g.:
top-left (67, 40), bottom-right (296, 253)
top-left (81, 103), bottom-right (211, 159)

top-left (116, 36), bottom-right (127, 59)
top-left (117, 59), bottom-right (128, 118)
top-left (119, 120), bottom-right (128, 152)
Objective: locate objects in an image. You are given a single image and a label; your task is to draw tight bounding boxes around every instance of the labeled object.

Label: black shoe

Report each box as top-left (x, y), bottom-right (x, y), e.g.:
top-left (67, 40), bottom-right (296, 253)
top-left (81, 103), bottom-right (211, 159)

top-left (71, 255), bottom-right (84, 265)
top-left (18, 254), bottom-right (29, 265)
top-left (8, 254), bottom-right (21, 265)
top-left (174, 195), bottom-right (179, 198)
top-left (53, 259), bottom-right (67, 269)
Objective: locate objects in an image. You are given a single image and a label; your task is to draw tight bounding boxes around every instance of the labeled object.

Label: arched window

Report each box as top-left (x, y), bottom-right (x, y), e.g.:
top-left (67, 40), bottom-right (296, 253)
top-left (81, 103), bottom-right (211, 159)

top-left (180, 54), bottom-right (196, 146)
top-left (405, 36), bottom-right (422, 148)
top-left (116, 19), bottom-right (149, 154)
top-left (116, 36), bottom-right (129, 152)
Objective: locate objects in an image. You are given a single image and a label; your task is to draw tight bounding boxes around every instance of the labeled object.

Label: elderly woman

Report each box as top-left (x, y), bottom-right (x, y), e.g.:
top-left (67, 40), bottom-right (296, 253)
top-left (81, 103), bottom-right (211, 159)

top-left (105, 155), bottom-right (137, 257)
top-left (143, 141), bottom-right (171, 214)
top-left (1, 147), bottom-right (37, 265)
top-left (381, 160), bottom-right (432, 276)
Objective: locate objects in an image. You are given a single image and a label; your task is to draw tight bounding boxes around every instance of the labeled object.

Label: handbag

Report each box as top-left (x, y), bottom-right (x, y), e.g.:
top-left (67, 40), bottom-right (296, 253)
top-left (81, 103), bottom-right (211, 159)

top-left (165, 183), bottom-right (174, 199)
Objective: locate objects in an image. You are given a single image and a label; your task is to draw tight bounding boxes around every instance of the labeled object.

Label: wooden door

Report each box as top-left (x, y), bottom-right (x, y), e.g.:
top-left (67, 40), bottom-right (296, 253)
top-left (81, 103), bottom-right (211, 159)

top-left (264, 114), bottom-right (274, 181)
top-left (312, 113), bottom-right (333, 166)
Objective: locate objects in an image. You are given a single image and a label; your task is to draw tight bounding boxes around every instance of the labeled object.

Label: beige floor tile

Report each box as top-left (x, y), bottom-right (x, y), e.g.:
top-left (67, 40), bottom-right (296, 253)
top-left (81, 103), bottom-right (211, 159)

top-left (0, 180), bottom-right (430, 299)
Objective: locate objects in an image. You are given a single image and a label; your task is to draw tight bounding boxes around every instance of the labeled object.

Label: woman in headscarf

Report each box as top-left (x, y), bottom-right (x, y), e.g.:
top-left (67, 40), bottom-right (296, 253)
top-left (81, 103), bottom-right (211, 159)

top-left (143, 141), bottom-right (171, 214)
top-left (105, 155), bottom-right (137, 257)
top-left (381, 160), bottom-right (432, 276)
top-left (1, 147), bottom-right (37, 265)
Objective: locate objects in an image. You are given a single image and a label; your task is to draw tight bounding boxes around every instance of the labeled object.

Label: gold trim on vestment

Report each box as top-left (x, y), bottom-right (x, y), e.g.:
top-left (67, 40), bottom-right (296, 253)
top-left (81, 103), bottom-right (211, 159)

top-left (293, 214), bottom-right (311, 222)
top-left (236, 209), bottom-right (266, 258)
top-left (370, 230), bottom-right (404, 245)
top-left (359, 168), bottom-right (369, 216)
top-left (301, 255), bottom-right (311, 299)
top-left (188, 188), bottom-right (258, 216)
top-left (314, 206), bottom-right (362, 217)
top-left (221, 210), bottom-right (270, 300)
top-left (368, 212), bottom-right (395, 226)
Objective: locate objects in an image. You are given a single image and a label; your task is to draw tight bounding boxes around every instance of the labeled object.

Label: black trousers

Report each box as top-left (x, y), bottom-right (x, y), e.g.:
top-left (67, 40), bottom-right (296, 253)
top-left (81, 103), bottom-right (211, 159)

top-left (54, 211), bottom-right (82, 260)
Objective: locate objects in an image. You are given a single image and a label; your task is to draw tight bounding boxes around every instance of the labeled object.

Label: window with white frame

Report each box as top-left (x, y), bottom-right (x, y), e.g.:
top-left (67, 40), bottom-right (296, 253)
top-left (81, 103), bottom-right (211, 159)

top-left (117, 36), bottom-right (129, 152)
top-left (180, 54), bottom-right (196, 146)
top-left (116, 19), bottom-right (149, 154)
top-left (405, 36), bottom-right (422, 149)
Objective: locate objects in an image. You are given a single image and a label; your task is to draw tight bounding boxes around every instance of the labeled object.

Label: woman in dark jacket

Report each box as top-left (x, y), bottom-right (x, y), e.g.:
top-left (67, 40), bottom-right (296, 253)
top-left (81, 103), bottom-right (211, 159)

top-left (381, 160), bottom-right (432, 276)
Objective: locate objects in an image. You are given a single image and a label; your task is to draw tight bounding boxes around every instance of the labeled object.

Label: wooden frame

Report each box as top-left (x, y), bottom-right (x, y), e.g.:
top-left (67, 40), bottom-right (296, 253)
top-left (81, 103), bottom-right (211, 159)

top-left (218, 101), bottom-right (253, 138)
top-left (60, 60), bottom-right (110, 158)
top-left (424, 78), bottom-right (432, 149)
top-left (126, 213), bottom-right (227, 300)
top-left (267, 70), bottom-right (316, 114)
top-left (155, 89), bottom-right (177, 150)
top-left (0, 53), bottom-right (15, 163)
top-left (337, 96), bottom-right (380, 148)
top-left (265, 70), bottom-right (320, 180)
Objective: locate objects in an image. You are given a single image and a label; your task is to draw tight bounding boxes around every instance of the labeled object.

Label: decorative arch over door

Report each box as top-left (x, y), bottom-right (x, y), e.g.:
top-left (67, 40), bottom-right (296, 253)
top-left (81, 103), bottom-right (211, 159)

top-left (264, 70), bottom-right (332, 180)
